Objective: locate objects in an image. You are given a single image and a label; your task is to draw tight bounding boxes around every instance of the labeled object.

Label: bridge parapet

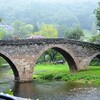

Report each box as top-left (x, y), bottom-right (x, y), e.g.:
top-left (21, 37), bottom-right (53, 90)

top-left (0, 38), bottom-right (100, 50)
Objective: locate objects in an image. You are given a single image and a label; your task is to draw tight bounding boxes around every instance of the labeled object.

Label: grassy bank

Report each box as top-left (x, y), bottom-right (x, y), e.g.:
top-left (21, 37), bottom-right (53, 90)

top-left (33, 63), bottom-right (100, 85)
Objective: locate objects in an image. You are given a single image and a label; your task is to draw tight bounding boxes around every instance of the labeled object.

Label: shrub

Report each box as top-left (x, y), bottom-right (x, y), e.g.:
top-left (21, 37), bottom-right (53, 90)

top-left (40, 74), bottom-right (54, 80)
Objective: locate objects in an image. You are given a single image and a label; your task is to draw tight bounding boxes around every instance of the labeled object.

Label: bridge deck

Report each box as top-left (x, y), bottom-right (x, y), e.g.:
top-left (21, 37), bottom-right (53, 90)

top-left (0, 39), bottom-right (100, 50)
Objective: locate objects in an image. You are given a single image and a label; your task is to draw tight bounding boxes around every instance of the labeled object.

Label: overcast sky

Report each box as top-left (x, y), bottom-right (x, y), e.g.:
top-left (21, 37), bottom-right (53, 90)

top-left (33, 0), bottom-right (99, 3)
top-left (0, 0), bottom-right (99, 5)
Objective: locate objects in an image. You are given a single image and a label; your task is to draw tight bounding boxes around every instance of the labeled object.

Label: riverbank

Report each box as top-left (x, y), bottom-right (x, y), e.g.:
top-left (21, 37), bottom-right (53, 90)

top-left (0, 64), bottom-right (100, 99)
top-left (33, 63), bottom-right (100, 85)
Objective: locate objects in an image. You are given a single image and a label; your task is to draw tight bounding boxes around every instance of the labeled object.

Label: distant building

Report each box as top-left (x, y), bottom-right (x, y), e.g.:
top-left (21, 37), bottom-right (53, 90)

top-left (0, 24), bottom-right (15, 32)
top-left (27, 35), bottom-right (45, 39)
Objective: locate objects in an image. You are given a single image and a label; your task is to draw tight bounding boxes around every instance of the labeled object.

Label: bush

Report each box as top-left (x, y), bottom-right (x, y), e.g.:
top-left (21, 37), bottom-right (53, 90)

top-left (53, 74), bottom-right (66, 80)
top-left (40, 74), bottom-right (54, 80)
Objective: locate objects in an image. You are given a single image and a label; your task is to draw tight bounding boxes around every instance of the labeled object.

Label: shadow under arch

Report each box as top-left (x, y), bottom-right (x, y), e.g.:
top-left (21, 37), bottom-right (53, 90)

top-left (88, 53), bottom-right (100, 66)
top-left (35, 46), bottom-right (78, 71)
top-left (0, 53), bottom-right (19, 81)
top-left (97, 55), bottom-right (100, 60)
top-left (52, 47), bottom-right (77, 71)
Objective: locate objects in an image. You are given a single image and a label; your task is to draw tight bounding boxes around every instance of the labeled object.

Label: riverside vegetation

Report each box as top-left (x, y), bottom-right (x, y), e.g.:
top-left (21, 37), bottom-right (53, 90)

top-left (0, 62), bottom-right (100, 85)
top-left (33, 63), bottom-right (100, 85)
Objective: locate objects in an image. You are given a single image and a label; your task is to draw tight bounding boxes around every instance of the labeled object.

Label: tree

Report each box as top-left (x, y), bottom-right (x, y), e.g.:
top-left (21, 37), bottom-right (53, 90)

top-left (95, 2), bottom-right (100, 28)
top-left (89, 34), bottom-right (100, 44)
top-left (91, 22), bottom-right (97, 35)
top-left (64, 26), bottom-right (84, 40)
top-left (20, 24), bottom-right (33, 37)
top-left (33, 23), bottom-right (40, 32)
top-left (33, 24), bottom-right (58, 38)
top-left (91, 3), bottom-right (100, 44)
top-left (0, 27), bottom-right (5, 40)
top-left (57, 25), bottom-right (69, 38)
top-left (11, 20), bottom-right (34, 38)
top-left (37, 49), bottom-right (65, 64)
top-left (11, 20), bottom-right (25, 38)
top-left (0, 27), bottom-right (13, 40)
top-left (45, 49), bottom-right (58, 63)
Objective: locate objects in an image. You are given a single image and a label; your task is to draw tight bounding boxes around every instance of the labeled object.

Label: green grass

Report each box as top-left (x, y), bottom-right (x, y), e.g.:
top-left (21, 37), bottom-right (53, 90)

top-left (34, 63), bottom-right (69, 73)
top-left (33, 64), bottom-right (100, 85)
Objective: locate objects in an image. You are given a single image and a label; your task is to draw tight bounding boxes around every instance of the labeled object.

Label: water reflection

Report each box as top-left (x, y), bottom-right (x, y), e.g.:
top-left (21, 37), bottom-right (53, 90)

top-left (11, 81), bottom-right (100, 100)
top-left (0, 68), bottom-right (100, 100)
top-left (13, 82), bottom-right (36, 98)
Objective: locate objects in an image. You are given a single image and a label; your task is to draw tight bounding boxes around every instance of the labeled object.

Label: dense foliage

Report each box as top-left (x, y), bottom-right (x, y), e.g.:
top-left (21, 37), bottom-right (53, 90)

top-left (64, 26), bottom-right (84, 40)
top-left (90, 34), bottom-right (100, 43)
top-left (91, 2), bottom-right (100, 44)
top-left (0, 0), bottom-right (99, 40)
top-left (37, 49), bottom-right (64, 64)
top-left (0, 0), bottom-right (98, 30)
top-left (95, 2), bottom-right (100, 27)
top-left (11, 20), bottom-right (34, 38)
top-left (33, 24), bottom-right (58, 38)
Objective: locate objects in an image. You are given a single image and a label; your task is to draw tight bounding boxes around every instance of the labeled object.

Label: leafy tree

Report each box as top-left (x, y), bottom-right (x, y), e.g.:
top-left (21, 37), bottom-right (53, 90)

top-left (89, 34), bottom-right (100, 44)
top-left (64, 26), bottom-right (84, 40)
top-left (11, 20), bottom-right (34, 38)
top-left (37, 49), bottom-right (65, 64)
top-left (46, 49), bottom-right (65, 64)
top-left (40, 24), bottom-right (58, 38)
top-left (33, 24), bottom-right (58, 38)
top-left (90, 3), bottom-right (100, 44)
top-left (20, 24), bottom-right (33, 37)
top-left (33, 23), bottom-right (40, 32)
top-left (11, 20), bottom-right (25, 38)
top-left (0, 27), bottom-right (13, 40)
top-left (95, 2), bottom-right (100, 28)
top-left (45, 49), bottom-right (58, 63)
top-left (0, 27), bottom-right (5, 39)
top-left (57, 25), bottom-right (69, 38)
top-left (3, 31), bottom-right (14, 39)
top-left (91, 22), bottom-right (97, 35)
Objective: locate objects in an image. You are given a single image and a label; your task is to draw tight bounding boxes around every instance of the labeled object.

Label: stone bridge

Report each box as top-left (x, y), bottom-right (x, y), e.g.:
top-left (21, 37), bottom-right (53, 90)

top-left (0, 38), bottom-right (100, 82)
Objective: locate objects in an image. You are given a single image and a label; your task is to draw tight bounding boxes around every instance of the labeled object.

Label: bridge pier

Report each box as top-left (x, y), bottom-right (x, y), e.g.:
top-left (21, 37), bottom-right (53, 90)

top-left (75, 53), bottom-right (100, 71)
top-left (11, 56), bottom-right (34, 82)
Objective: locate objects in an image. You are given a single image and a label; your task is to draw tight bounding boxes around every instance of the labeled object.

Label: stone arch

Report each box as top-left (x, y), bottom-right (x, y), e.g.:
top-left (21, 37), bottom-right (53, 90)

top-left (34, 45), bottom-right (78, 71)
top-left (87, 52), bottom-right (100, 67)
top-left (52, 47), bottom-right (77, 71)
top-left (0, 53), bottom-right (19, 81)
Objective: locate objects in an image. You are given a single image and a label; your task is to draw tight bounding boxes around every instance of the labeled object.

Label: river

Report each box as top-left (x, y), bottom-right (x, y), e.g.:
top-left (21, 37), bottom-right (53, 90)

top-left (0, 68), bottom-right (100, 100)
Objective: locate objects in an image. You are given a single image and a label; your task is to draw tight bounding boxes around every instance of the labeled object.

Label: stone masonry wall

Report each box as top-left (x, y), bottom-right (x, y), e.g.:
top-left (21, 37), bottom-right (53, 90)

top-left (0, 39), bottom-right (100, 82)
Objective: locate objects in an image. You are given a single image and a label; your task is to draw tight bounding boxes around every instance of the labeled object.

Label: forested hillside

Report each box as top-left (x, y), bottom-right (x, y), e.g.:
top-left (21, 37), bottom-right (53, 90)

top-left (0, 0), bottom-right (99, 29)
top-left (0, 0), bottom-right (100, 41)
